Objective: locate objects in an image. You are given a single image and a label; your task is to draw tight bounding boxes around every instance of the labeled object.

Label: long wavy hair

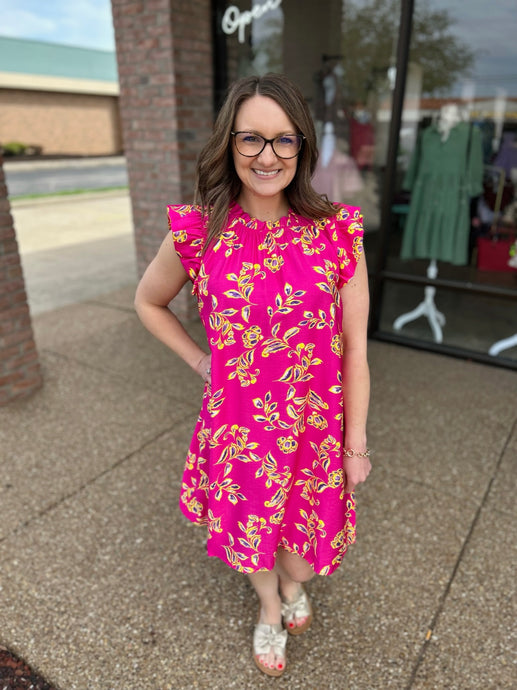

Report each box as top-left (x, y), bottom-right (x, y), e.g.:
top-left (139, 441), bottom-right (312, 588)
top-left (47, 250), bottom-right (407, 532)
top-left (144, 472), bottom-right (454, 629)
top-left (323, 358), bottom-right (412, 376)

top-left (194, 73), bottom-right (336, 248)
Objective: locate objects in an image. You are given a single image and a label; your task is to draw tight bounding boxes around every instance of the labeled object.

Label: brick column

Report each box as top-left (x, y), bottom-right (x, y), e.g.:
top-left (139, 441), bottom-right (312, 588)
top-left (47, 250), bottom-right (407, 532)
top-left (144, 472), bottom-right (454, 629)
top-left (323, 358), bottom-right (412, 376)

top-left (0, 155), bottom-right (42, 404)
top-left (111, 0), bottom-right (214, 319)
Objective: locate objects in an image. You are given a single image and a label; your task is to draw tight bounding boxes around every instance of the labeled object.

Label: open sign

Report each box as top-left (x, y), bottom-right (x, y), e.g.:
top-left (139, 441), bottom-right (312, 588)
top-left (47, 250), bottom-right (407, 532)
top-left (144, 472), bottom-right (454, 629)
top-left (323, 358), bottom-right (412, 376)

top-left (222, 0), bottom-right (283, 44)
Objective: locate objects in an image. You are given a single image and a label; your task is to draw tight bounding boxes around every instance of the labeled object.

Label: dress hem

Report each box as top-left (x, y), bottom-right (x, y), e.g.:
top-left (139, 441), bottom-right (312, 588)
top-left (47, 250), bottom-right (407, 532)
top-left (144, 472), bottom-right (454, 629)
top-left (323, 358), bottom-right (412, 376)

top-left (178, 499), bottom-right (353, 577)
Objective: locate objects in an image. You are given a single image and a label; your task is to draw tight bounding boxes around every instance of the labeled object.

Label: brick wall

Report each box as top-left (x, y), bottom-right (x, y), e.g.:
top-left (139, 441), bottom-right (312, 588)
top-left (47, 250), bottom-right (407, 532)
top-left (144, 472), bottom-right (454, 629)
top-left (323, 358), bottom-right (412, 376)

top-left (0, 155), bottom-right (42, 404)
top-left (0, 89), bottom-right (123, 156)
top-left (111, 0), bottom-right (214, 319)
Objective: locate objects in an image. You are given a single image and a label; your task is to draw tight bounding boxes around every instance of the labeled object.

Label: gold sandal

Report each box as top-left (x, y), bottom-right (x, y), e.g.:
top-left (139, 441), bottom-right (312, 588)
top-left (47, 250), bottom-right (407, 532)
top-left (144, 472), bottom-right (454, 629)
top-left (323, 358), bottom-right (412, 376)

top-left (253, 620), bottom-right (287, 677)
top-left (281, 586), bottom-right (313, 635)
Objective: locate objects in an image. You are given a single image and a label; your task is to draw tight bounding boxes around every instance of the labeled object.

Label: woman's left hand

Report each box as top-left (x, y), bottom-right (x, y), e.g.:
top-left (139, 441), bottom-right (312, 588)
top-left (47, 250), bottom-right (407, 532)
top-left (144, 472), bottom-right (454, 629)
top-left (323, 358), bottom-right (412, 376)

top-left (343, 455), bottom-right (371, 494)
top-left (195, 352), bottom-right (212, 385)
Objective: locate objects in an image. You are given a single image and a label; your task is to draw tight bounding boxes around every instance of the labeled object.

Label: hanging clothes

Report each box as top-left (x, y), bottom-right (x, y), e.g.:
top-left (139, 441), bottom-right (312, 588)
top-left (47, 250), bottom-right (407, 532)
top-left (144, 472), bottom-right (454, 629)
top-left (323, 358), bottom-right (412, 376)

top-left (312, 149), bottom-right (364, 200)
top-left (494, 132), bottom-right (517, 178)
top-left (400, 121), bottom-right (483, 265)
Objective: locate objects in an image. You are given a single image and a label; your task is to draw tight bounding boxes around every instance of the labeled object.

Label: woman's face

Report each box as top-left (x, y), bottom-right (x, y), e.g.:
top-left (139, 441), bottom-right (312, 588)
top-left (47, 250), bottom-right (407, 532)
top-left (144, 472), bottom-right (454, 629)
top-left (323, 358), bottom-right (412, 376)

top-left (231, 94), bottom-right (299, 212)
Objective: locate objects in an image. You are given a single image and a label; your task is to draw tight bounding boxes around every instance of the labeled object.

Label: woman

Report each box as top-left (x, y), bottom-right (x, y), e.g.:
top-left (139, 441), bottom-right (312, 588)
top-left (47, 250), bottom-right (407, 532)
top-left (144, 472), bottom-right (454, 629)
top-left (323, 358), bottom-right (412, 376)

top-left (135, 73), bottom-right (371, 677)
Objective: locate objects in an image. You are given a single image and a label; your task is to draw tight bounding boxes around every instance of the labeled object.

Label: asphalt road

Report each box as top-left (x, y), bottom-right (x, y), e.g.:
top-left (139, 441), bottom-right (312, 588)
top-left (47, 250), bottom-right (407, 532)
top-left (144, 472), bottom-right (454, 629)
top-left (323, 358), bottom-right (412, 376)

top-left (3, 157), bottom-right (128, 197)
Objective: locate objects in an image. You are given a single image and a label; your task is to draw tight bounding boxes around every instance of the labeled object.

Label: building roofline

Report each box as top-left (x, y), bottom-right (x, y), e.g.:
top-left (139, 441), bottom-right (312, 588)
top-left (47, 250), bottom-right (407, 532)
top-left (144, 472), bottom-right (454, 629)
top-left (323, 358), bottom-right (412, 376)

top-left (0, 35), bottom-right (118, 84)
top-left (0, 71), bottom-right (119, 95)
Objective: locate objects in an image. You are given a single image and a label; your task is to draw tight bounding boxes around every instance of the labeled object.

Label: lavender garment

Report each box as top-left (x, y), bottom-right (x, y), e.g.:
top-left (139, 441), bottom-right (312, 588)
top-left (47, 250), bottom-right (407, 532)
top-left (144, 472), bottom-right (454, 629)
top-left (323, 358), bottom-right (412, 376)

top-left (494, 133), bottom-right (517, 178)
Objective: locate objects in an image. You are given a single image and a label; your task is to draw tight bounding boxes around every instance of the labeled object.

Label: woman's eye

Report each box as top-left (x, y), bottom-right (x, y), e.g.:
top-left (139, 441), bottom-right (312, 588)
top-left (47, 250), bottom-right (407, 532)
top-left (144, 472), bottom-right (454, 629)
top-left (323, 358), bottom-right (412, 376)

top-left (278, 136), bottom-right (295, 145)
top-left (243, 134), bottom-right (261, 143)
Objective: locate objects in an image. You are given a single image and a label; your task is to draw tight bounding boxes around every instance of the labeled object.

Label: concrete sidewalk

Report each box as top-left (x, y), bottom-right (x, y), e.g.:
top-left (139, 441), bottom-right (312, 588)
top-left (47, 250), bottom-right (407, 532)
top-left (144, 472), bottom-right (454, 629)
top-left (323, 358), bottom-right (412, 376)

top-left (1, 194), bottom-right (516, 688)
top-left (11, 190), bottom-right (136, 315)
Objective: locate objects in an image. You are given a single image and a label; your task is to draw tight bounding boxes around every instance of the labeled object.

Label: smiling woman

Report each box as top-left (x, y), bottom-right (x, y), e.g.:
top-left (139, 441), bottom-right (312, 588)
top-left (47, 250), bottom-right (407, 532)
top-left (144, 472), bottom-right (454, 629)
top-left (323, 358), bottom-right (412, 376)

top-left (134, 71), bottom-right (371, 677)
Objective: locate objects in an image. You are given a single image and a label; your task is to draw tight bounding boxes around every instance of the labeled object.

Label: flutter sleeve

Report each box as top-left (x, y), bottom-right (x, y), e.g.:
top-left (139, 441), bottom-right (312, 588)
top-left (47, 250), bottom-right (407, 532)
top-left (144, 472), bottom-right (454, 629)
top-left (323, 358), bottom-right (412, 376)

top-left (167, 204), bottom-right (206, 283)
top-left (330, 204), bottom-right (365, 288)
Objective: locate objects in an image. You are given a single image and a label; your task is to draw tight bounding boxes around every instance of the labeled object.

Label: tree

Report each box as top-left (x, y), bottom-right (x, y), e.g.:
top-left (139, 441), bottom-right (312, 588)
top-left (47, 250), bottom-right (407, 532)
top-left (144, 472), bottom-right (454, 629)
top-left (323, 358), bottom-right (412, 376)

top-left (341, 0), bottom-right (474, 102)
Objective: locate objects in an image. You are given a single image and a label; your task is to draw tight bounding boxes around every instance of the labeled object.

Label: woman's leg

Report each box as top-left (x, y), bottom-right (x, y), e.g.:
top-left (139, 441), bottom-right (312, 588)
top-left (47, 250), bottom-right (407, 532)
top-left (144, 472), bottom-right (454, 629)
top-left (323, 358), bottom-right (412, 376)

top-left (276, 547), bottom-right (315, 584)
top-left (248, 569), bottom-right (284, 671)
top-left (276, 548), bottom-right (315, 630)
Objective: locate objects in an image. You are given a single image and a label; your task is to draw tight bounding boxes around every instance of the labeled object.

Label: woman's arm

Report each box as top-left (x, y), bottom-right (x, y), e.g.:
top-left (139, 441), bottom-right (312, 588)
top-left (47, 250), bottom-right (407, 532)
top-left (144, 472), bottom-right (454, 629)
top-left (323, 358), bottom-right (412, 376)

top-left (339, 253), bottom-right (371, 492)
top-left (134, 232), bottom-right (211, 382)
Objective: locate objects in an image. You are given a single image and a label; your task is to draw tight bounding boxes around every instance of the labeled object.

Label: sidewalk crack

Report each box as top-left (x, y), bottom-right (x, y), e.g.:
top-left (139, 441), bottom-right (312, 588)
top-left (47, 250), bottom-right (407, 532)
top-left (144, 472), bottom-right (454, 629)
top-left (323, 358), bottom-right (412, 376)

top-left (0, 426), bottom-right (175, 545)
top-left (405, 416), bottom-right (517, 689)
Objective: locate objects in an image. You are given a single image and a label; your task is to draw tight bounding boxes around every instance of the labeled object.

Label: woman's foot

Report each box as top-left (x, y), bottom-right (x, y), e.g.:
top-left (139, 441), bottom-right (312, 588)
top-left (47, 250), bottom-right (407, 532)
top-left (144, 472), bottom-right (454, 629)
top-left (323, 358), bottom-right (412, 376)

top-left (280, 584), bottom-right (313, 635)
top-left (253, 605), bottom-right (287, 676)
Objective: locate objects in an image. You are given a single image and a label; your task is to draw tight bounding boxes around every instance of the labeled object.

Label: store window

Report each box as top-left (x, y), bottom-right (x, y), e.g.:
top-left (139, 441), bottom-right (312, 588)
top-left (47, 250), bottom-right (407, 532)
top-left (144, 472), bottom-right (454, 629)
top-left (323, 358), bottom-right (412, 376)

top-left (373, 0), bottom-right (517, 367)
top-left (213, 0), bottom-right (399, 236)
top-left (213, 0), bottom-right (517, 368)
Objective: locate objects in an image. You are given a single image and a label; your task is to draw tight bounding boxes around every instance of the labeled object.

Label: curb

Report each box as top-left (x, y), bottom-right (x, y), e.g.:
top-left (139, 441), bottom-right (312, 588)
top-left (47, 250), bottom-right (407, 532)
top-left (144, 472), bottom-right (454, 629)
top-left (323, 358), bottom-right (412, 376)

top-left (3, 156), bottom-right (126, 172)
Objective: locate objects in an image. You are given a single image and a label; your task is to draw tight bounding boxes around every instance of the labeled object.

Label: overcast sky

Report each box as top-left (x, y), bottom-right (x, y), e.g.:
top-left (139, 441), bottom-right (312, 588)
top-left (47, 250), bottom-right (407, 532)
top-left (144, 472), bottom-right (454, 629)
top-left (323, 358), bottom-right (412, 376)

top-left (0, 0), bottom-right (115, 51)
top-left (0, 0), bottom-right (515, 95)
top-left (432, 0), bottom-right (517, 86)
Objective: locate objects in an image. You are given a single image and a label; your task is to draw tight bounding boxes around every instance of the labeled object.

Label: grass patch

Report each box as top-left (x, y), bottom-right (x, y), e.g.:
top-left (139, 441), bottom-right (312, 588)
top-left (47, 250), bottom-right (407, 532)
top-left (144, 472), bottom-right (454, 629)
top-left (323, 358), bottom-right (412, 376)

top-left (11, 185), bottom-right (128, 201)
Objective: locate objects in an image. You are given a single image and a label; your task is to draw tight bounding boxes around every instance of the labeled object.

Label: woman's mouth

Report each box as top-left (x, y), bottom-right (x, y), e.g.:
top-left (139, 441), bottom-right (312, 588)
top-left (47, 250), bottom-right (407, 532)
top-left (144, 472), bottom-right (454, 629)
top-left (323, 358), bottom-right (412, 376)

top-left (253, 169), bottom-right (280, 177)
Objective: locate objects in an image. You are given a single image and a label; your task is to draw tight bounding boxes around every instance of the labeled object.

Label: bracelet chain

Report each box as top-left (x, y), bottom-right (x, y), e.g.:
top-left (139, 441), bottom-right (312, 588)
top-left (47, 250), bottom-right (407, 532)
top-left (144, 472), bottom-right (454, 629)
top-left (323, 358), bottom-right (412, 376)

top-left (344, 448), bottom-right (371, 458)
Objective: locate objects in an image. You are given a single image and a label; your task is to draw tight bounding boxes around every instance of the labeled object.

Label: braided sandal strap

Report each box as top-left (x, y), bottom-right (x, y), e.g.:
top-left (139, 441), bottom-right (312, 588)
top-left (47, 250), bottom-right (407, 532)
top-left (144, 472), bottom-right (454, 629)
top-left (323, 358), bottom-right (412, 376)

top-left (281, 588), bottom-right (311, 623)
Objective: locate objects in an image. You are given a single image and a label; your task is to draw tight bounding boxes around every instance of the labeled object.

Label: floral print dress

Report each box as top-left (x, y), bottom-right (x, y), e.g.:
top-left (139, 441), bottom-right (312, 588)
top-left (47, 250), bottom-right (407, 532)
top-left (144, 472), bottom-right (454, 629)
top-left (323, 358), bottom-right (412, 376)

top-left (169, 202), bottom-right (364, 576)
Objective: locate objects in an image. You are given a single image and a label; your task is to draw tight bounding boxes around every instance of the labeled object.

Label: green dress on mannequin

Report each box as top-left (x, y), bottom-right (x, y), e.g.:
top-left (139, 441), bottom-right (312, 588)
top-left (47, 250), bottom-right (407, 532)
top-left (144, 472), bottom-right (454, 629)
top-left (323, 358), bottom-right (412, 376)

top-left (401, 120), bottom-right (483, 266)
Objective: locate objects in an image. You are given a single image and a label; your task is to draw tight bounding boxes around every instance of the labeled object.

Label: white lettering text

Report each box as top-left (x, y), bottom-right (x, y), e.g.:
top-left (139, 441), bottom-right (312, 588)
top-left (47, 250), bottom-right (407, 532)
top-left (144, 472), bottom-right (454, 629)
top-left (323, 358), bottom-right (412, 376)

top-left (222, 0), bottom-right (283, 44)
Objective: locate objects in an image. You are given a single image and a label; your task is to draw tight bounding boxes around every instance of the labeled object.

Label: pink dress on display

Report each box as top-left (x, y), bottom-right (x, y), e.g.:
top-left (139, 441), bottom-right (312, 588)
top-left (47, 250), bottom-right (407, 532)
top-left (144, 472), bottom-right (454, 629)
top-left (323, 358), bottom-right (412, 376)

top-left (168, 202), bottom-right (364, 576)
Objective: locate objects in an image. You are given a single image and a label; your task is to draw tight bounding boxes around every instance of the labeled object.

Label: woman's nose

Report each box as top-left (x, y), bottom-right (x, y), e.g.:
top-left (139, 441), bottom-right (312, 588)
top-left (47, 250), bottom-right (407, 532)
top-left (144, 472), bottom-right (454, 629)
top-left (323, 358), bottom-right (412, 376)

top-left (257, 141), bottom-right (278, 164)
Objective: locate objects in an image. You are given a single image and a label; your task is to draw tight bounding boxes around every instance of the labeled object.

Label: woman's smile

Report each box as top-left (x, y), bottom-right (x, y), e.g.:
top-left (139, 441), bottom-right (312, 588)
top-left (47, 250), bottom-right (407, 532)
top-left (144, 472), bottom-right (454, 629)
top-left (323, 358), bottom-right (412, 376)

top-left (253, 168), bottom-right (281, 177)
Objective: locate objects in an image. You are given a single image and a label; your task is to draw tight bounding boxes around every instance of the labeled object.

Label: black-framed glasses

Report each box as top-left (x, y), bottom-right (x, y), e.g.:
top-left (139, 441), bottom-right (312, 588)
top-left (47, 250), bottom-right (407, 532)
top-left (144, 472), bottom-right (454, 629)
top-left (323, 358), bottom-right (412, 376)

top-left (231, 131), bottom-right (305, 159)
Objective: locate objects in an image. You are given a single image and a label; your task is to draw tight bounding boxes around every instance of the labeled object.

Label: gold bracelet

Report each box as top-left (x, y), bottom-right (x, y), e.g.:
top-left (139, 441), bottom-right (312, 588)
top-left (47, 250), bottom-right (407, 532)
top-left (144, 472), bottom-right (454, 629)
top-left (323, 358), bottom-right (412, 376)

top-left (344, 448), bottom-right (371, 458)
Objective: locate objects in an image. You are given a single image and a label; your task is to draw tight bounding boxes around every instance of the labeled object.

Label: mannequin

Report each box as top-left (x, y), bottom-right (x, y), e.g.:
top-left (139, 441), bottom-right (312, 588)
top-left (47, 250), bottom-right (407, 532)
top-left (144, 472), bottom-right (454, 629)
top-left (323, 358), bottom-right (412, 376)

top-left (437, 104), bottom-right (464, 141)
top-left (312, 62), bottom-right (363, 199)
top-left (393, 104), bottom-right (483, 342)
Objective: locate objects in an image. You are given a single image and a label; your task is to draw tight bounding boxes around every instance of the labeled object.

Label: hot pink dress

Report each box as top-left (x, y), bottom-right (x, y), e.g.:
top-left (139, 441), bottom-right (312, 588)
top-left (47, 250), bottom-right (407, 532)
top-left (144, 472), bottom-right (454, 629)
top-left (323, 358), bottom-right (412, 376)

top-left (168, 202), bottom-right (364, 576)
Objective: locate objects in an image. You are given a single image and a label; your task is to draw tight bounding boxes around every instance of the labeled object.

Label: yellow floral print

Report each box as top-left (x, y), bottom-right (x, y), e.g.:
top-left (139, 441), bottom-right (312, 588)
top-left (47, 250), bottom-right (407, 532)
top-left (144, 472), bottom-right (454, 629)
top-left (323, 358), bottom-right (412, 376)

top-left (264, 254), bottom-right (284, 272)
top-left (242, 325), bottom-right (263, 349)
top-left (277, 435), bottom-right (298, 453)
top-left (167, 202), bottom-right (363, 577)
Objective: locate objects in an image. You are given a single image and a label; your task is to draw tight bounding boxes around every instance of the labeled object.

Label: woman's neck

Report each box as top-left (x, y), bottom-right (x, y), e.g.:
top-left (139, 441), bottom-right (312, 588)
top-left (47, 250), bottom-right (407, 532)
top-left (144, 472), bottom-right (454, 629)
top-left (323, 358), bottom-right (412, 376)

top-left (237, 193), bottom-right (289, 222)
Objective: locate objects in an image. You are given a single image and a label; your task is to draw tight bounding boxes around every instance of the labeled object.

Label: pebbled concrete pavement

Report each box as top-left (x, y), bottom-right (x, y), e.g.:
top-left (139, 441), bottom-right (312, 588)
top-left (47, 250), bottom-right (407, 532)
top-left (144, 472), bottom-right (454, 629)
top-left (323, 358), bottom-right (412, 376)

top-left (0, 191), bottom-right (516, 689)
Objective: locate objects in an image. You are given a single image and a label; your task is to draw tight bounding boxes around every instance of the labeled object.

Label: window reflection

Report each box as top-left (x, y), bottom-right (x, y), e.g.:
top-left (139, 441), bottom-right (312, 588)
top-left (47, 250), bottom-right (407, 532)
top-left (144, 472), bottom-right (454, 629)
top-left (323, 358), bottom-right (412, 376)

top-left (383, 0), bottom-right (517, 361)
top-left (214, 0), bottom-right (517, 362)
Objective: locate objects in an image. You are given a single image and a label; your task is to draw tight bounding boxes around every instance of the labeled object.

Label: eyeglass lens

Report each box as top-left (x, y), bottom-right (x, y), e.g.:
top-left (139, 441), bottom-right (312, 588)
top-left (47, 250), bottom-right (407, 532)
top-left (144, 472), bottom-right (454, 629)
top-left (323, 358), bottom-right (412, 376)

top-left (234, 132), bottom-right (302, 158)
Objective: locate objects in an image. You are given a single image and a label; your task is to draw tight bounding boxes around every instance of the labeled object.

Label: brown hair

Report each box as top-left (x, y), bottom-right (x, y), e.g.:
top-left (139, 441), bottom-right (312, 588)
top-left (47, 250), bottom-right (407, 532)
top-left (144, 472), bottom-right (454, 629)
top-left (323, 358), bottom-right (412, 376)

top-left (194, 73), bottom-right (336, 248)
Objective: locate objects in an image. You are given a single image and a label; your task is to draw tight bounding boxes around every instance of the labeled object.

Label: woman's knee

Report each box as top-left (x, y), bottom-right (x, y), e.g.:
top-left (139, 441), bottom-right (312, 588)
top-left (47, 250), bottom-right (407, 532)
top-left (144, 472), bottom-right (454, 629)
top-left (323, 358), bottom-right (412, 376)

top-left (276, 548), bottom-right (314, 582)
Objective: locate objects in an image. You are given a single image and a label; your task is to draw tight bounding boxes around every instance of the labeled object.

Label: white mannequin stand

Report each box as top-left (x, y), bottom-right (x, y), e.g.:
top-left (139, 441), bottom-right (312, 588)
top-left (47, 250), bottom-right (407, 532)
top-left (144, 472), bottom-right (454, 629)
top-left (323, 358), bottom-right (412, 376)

top-left (489, 333), bottom-right (517, 356)
top-left (393, 260), bottom-right (446, 343)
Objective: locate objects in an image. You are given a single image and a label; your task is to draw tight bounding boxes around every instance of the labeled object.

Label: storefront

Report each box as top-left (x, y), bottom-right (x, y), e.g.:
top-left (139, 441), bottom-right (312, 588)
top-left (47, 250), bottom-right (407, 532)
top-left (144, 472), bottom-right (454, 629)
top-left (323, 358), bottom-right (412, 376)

top-left (211, 0), bottom-right (517, 368)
